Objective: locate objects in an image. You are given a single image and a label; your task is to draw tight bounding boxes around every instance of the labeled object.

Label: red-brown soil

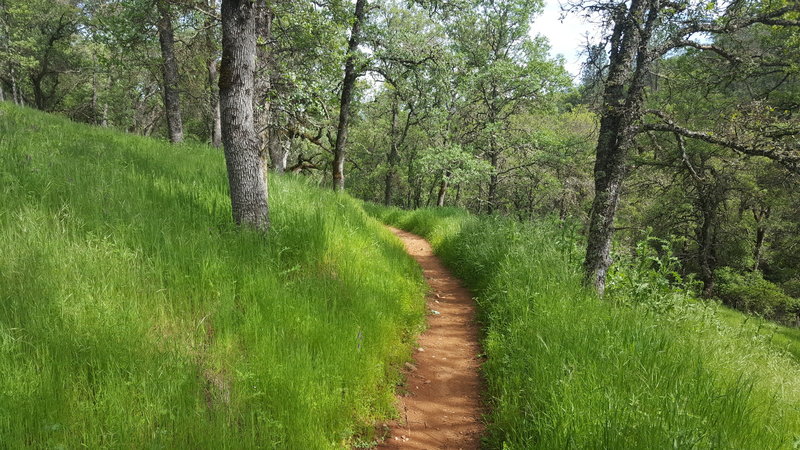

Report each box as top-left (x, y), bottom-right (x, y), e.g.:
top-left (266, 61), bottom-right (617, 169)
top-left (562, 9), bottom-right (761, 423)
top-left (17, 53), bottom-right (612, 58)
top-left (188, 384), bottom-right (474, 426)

top-left (377, 227), bottom-right (484, 450)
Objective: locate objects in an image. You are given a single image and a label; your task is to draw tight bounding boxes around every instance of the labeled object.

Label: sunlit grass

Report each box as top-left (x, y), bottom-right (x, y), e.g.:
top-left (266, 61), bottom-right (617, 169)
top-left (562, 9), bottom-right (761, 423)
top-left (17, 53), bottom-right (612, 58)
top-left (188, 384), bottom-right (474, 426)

top-left (716, 307), bottom-right (800, 360)
top-left (0, 104), bottom-right (426, 448)
top-left (366, 204), bottom-right (800, 449)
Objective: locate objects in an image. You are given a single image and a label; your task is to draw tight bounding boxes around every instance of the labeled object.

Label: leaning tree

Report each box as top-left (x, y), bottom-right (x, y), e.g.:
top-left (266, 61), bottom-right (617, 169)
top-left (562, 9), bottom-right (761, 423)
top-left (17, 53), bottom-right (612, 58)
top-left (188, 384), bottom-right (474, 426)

top-left (578, 0), bottom-right (800, 294)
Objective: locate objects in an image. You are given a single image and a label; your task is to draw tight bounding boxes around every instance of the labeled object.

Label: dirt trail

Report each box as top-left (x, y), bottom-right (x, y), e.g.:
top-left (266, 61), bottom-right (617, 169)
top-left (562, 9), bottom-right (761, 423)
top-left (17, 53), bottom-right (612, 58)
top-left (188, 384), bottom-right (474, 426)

top-left (378, 226), bottom-right (484, 450)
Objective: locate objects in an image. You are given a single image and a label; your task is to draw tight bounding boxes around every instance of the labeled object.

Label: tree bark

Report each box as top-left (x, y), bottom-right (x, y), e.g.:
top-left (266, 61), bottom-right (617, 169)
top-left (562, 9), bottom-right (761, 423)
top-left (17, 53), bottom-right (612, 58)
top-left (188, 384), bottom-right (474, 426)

top-left (31, 74), bottom-right (45, 110)
top-left (696, 189), bottom-right (719, 297)
top-left (487, 149), bottom-right (498, 214)
top-left (220, 0), bottom-right (269, 230)
top-left (254, 1), bottom-right (273, 159)
top-left (208, 58), bottom-right (223, 147)
top-left (10, 67), bottom-right (19, 106)
top-left (752, 207), bottom-right (770, 272)
top-left (205, 0), bottom-right (222, 148)
top-left (583, 0), bottom-right (654, 295)
top-left (91, 64), bottom-right (99, 125)
top-left (268, 125), bottom-right (289, 173)
top-left (332, 0), bottom-right (367, 191)
top-left (436, 172), bottom-right (449, 207)
top-left (156, 0), bottom-right (184, 143)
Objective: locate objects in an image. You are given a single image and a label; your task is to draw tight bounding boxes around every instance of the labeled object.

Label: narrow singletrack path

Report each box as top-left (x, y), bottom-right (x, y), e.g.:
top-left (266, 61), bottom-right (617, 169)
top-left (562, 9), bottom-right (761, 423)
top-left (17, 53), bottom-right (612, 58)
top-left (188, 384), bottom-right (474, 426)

top-left (379, 227), bottom-right (484, 449)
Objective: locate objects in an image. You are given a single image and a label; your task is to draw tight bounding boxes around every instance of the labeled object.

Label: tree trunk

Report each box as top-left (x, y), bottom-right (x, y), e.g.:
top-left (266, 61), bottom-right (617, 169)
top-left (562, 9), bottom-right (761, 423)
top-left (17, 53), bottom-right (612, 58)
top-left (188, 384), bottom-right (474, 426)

top-left (208, 58), bottom-right (222, 147)
top-left (583, 0), bottom-right (655, 295)
top-left (0, 83), bottom-right (4, 102)
top-left (383, 95), bottom-right (399, 205)
top-left (31, 75), bottom-right (45, 110)
top-left (91, 68), bottom-right (99, 124)
top-left (156, 0), bottom-right (184, 143)
top-left (254, 1), bottom-right (273, 158)
top-left (205, 0), bottom-right (222, 148)
top-left (11, 67), bottom-right (20, 106)
top-left (268, 125), bottom-right (289, 173)
top-left (332, 0), bottom-right (367, 191)
top-left (101, 103), bottom-right (109, 127)
top-left (220, 0), bottom-right (269, 230)
top-left (752, 207), bottom-right (770, 272)
top-left (436, 172), bottom-right (449, 207)
top-left (487, 149), bottom-right (498, 214)
top-left (696, 190), bottom-right (719, 297)
top-left (426, 177), bottom-right (438, 207)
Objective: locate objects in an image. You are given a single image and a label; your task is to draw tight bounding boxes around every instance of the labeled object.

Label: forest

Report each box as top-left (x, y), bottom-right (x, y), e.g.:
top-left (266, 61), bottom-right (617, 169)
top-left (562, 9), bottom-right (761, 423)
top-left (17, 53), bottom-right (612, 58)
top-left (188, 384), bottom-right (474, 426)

top-left (1, 0), bottom-right (800, 447)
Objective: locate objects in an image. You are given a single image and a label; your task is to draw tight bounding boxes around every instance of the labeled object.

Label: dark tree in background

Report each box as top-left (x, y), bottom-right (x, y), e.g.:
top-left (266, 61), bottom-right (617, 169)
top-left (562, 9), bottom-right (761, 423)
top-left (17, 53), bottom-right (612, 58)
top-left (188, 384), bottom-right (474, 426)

top-left (155, 0), bottom-right (184, 143)
top-left (332, 0), bottom-right (368, 191)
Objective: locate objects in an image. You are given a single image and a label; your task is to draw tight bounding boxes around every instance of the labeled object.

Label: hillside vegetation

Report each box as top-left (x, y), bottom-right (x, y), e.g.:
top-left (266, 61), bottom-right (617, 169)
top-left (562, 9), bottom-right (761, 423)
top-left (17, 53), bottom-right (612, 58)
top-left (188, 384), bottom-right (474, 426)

top-left (0, 104), bottom-right (426, 448)
top-left (366, 205), bottom-right (800, 448)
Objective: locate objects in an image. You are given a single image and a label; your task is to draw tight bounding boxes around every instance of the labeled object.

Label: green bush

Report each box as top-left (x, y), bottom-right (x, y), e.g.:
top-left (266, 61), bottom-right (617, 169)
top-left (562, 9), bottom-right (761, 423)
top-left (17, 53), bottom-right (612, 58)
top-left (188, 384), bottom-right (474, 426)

top-left (783, 278), bottom-right (800, 299)
top-left (716, 267), bottom-right (800, 324)
top-left (606, 236), bottom-right (701, 315)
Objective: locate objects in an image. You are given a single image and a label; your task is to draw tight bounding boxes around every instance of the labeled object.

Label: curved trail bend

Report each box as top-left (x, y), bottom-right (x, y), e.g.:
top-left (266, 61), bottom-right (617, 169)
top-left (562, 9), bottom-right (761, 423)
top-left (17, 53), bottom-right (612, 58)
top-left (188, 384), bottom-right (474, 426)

top-left (379, 227), bottom-right (484, 449)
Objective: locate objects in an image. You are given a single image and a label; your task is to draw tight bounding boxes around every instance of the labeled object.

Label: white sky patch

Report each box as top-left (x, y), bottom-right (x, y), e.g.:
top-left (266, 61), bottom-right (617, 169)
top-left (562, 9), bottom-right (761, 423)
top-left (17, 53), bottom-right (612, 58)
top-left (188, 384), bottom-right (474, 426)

top-left (532, 0), bottom-right (601, 79)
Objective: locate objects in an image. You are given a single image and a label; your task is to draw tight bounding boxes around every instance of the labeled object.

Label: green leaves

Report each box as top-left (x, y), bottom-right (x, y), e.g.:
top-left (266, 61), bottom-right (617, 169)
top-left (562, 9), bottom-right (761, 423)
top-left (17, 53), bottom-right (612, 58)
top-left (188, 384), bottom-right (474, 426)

top-left (419, 143), bottom-right (492, 184)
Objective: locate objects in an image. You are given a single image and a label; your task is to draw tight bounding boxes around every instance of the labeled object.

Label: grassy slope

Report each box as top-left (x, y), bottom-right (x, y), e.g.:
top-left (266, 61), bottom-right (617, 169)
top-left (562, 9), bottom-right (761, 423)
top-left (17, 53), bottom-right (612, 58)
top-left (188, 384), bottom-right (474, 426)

top-left (0, 104), bottom-right (426, 448)
top-left (366, 205), bottom-right (800, 449)
top-left (716, 307), bottom-right (800, 360)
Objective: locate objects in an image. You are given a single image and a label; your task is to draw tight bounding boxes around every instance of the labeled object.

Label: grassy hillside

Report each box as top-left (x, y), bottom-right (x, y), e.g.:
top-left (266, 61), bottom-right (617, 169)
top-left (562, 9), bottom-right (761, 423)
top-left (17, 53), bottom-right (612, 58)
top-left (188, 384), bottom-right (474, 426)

top-left (0, 104), bottom-right (426, 448)
top-left (716, 307), bottom-right (800, 361)
top-left (366, 205), bottom-right (800, 449)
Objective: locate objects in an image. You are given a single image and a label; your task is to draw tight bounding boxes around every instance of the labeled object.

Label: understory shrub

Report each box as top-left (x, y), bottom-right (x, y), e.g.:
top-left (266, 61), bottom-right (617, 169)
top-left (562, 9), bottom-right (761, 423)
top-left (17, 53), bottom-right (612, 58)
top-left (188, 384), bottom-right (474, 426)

top-left (783, 278), bottom-right (800, 299)
top-left (716, 267), bottom-right (800, 325)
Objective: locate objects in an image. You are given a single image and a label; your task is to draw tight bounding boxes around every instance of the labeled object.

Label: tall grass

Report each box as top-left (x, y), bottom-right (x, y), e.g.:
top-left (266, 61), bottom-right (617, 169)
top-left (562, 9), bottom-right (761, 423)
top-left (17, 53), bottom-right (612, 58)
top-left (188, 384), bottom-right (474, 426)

top-left (366, 205), bottom-right (800, 448)
top-left (0, 104), bottom-right (426, 448)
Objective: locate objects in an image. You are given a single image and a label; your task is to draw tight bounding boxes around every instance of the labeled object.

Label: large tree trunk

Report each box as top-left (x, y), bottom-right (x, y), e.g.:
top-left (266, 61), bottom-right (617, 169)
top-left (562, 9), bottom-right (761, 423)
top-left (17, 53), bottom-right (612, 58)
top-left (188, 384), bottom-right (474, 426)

top-left (383, 95), bottom-right (399, 205)
top-left (156, 0), bottom-right (184, 143)
top-left (332, 0), bottom-right (367, 191)
top-left (220, 0), bottom-right (269, 230)
top-left (583, 0), bottom-right (655, 295)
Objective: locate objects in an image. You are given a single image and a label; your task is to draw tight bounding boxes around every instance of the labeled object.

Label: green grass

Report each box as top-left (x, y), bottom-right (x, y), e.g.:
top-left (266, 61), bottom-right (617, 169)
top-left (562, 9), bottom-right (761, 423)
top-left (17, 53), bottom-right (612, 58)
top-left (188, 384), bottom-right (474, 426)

top-left (716, 307), bottom-right (800, 361)
top-left (366, 205), bottom-right (800, 449)
top-left (0, 104), bottom-right (426, 448)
